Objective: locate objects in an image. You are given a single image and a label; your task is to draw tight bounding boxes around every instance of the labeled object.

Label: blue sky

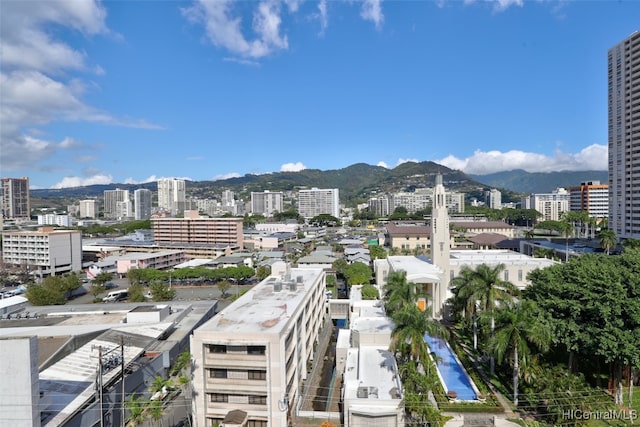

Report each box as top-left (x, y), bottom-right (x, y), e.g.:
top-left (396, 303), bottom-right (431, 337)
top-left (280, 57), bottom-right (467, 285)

top-left (1, 0), bottom-right (638, 189)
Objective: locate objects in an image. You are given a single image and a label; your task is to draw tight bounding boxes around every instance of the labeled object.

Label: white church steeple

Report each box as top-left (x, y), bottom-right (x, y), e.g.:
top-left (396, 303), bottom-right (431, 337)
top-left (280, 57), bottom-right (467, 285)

top-left (430, 173), bottom-right (450, 318)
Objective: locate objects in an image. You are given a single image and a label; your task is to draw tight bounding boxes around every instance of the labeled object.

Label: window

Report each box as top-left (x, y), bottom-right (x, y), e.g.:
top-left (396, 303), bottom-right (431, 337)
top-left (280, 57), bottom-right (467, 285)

top-left (249, 395), bottom-right (267, 405)
top-left (210, 393), bottom-right (228, 403)
top-left (247, 345), bottom-right (266, 355)
top-left (208, 345), bottom-right (226, 354)
top-left (247, 421), bottom-right (268, 427)
top-left (248, 370), bottom-right (266, 380)
top-left (209, 369), bottom-right (227, 378)
top-left (518, 270), bottom-right (523, 281)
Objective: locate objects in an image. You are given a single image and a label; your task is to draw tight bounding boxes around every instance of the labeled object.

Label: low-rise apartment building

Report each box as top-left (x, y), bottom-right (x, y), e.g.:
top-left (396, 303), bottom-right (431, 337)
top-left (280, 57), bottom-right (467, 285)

top-left (190, 264), bottom-right (327, 427)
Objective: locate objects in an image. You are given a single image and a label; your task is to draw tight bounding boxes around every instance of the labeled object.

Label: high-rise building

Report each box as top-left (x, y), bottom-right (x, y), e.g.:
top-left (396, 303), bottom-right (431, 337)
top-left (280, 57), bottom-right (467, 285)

top-left (609, 31), bottom-right (640, 240)
top-left (368, 196), bottom-right (390, 217)
top-left (134, 188), bottom-right (153, 220)
top-left (524, 188), bottom-right (569, 222)
top-left (486, 189), bottom-right (502, 209)
top-left (569, 181), bottom-right (609, 219)
top-left (103, 188), bottom-right (130, 219)
top-left (297, 188), bottom-right (339, 219)
top-left (157, 178), bottom-right (186, 216)
top-left (79, 199), bottom-right (97, 219)
top-left (1, 177), bottom-right (30, 219)
top-left (251, 191), bottom-right (283, 217)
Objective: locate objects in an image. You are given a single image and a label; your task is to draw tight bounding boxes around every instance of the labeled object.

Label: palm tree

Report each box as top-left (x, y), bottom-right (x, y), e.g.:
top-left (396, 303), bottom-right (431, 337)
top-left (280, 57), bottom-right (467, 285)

top-left (147, 399), bottom-right (165, 427)
top-left (488, 300), bottom-right (551, 407)
top-left (383, 271), bottom-right (422, 317)
top-left (125, 393), bottom-right (147, 427)
top-left (454, 263), bottom-right (519, 374)
top-left (390, 303), bottom-right (447, 368)
top-left (450, 266), bottom-right (480, 349)
top-left (598, 229), bottom-right (617, 255)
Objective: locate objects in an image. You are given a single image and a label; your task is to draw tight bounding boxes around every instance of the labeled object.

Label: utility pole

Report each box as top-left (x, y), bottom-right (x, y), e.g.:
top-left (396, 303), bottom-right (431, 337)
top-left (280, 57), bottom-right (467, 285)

top-left (95, 346), bottom-right (105, 427)
top-left (120, 336), bottom-right (126, 427)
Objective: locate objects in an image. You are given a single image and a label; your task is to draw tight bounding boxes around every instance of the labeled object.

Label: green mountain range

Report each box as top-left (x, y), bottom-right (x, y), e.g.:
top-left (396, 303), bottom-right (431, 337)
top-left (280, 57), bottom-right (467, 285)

top-left (30, 162), bottom-right (604, 209)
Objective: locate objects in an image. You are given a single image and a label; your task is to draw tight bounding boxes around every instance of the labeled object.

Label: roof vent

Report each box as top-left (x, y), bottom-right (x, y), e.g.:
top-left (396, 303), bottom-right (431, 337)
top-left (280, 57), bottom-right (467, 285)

top-left (288, 281), bottom-right (297, 291)
top-left (274, 282), bottom-right (282, 292)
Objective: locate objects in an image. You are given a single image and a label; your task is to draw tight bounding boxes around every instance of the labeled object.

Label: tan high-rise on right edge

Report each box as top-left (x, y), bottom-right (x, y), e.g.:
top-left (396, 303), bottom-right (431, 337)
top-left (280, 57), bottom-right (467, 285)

top-left (608, 31), bottom-right (640, 240)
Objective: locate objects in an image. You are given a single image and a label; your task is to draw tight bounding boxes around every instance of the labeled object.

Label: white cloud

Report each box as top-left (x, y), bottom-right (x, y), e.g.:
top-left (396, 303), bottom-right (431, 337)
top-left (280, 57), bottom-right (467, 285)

top-left (436, 145), bottom-right (608, 175)
top-left (360, 0), bottom-right (384, 29)
top-left (182, 0), bottom-right (289, 59)
top-left (52, 174), bottom-right (113, 189)
top-left (280, 162), bottom-right (307, 172)
top-left (377, 161), bottom-right (389, 168)
top-left (213, 172), bottom-right (242, 181)
top-left (460, 0), bottom-right (523, 11)
top-left (316, 0), bottom-right (329, 34)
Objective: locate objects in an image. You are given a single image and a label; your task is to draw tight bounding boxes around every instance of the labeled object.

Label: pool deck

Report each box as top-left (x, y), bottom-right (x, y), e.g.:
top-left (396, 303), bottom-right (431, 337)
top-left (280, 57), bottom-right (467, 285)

top-left (442, 414), bottom-right (522, 426)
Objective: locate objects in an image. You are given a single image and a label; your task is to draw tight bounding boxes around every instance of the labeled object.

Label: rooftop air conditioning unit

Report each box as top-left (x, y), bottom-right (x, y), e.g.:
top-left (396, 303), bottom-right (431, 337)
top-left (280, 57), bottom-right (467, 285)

top-left (274, 282), bottom-right (282, 292)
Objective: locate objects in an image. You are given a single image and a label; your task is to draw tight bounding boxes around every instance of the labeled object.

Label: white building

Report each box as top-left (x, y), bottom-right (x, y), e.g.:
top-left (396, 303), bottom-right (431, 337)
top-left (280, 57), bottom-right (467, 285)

top-left (1, 227), bottom-right (82, 277)
top-left (525, 188), bottom-right (569, 221)
top-left (340, 298), bottom-right (404, 427)
top-left (0, 336), bottom-right (40, 427)
top-left (134, 188), bottom-right (153, 220)
top-left (297, 188), bottom-right (340, 219)
top-left (190, 264), bottom-right (327, 427)
top-left (391, 189), bottom-right (431, 214)
top-left (251, 191), bottom-right (284, 217)
top-left (103, 188), bottom-right (130, 219)
top-left (487, 189), bottom-right (502, 209)
top-left (368, 196), bottom-right (390, 217)
top-left (157, 178), bottom-right (186, 216)
top-left (37, 214), bottom-right (71, 227)
top-left (79, 199), bottom-right (97, 219)
top-left (609, 31), bottom-right (640, 239)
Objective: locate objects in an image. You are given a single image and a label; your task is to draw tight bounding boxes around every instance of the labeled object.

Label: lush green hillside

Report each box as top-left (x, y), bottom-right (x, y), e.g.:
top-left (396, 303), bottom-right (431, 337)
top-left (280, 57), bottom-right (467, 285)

top-left (469, 170), bottom-right (608, 194)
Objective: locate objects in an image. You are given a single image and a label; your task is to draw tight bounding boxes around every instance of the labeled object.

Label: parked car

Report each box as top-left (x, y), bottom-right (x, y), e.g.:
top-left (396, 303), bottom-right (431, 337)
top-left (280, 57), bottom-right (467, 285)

top-left (103, 289), bottom-right (128, 303)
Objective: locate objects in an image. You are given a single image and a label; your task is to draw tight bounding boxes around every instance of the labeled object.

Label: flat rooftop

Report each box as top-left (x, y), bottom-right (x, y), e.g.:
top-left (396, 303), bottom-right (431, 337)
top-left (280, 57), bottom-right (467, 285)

top-left (343, 347), bottom-right (402, 401)
top-left (196, 268), bottom-right (323, 336)
top-left (387, 256), bottom-right (442, 283)
top-left (450, 249), bottom-right (557, 267)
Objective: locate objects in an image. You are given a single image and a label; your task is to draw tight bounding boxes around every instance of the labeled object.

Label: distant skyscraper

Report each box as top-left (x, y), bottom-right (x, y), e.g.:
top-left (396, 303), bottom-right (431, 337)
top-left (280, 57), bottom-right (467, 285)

top-left (609, 31), bottom-right (640, 239)
top-left (134, 189), bottom-right (153, 220)
top-left (157, 178), bottom-right (186, 216)
top-left (486, 189), bottom-right (502, 209)
top-left (527, 188), bottom-right (569, 222)
top-left (297, 188), bottom-right (340, 219)
top-left (79, 199), bottom-right (97, 219)
top-left (1, 177), bottom-right (30, 219)
top-left (103, 188), bottom-right (130, 219)
top-left (251, 191), bottom-right (283, 217)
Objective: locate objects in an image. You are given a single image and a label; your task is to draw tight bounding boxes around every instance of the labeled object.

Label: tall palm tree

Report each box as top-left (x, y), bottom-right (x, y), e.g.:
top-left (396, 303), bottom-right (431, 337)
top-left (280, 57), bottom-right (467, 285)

top-left (383, 271), bottom-right (422, 318)
top-left (390, 303), bottom-right (447, 368)
top-left (147, 399), bottom-right (165, 427)
top-left (455, 263), bottom-right (519, 374)
top-left (450, 266), bottom-right (480, 349)
top-left (598, 229), bottom-right (617, 255)
top-left (488, 300), bottom-right (551, 407)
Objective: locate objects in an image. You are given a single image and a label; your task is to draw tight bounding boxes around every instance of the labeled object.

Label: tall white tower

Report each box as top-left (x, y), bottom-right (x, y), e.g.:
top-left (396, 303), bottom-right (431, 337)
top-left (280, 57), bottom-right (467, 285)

top-left (157, 178), bottom-right (186, 216)
top-left (430, 173), bottom-right (450, 319)
top-left (609, 31), bottom-right (640, 239)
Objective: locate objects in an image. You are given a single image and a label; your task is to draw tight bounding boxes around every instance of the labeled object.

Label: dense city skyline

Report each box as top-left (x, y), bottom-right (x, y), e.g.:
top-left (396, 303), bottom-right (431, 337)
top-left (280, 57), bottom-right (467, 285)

top-left (1, 1), bottom-right (639, 189)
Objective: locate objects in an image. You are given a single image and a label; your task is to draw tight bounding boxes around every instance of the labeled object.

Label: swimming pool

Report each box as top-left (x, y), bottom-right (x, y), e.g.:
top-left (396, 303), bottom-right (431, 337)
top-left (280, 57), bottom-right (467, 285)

top-left (424, 334), bottom-right (478, 401)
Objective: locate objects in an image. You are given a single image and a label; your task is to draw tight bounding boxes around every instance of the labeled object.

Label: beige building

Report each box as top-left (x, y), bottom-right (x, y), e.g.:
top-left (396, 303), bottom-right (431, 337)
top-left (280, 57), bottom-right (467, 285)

top-left (78, 199), bottom-right (97, 219)
top-left (190, 264), bottom-right (327, 427)
top-left (385, 222), bottom-right (433, 252)
top-left (115, 250), bottom-right (185, 275)
top-left (152, 210), bottom-right (243, 247)
top-left (1, 227), bottom-right (82, 277)
top-left (450, 220), bottom-right (516, 239)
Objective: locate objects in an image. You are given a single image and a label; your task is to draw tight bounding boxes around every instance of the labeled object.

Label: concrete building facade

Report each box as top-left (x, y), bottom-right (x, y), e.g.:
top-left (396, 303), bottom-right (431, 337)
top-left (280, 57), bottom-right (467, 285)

top-left (190, 265), bottom-right (327, 427)
top-left (1, 176), bottom-right (30, 219)
top-left (134, 188), bottom-right (153, 220)
top-left (152, 210), bottom-right (244, 247)
top-left (251, 191), bottom-right (284, 217)
top-left (1, 228), bottom-right (82, 277)
top-left (608, 31), bottom-right (640, 239)
top-left (297, 188), bottom-right (340, 219)
top-left (569, 180), bottom-right (609, 219)
top-left (103, 188), bottom-right (130, 219)
top-left (78, 200), bottom-right (97, 219)
top-left (524, 188), bottom-right (569, 221)
top-left (157, 178), bottom-right (186, 216)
